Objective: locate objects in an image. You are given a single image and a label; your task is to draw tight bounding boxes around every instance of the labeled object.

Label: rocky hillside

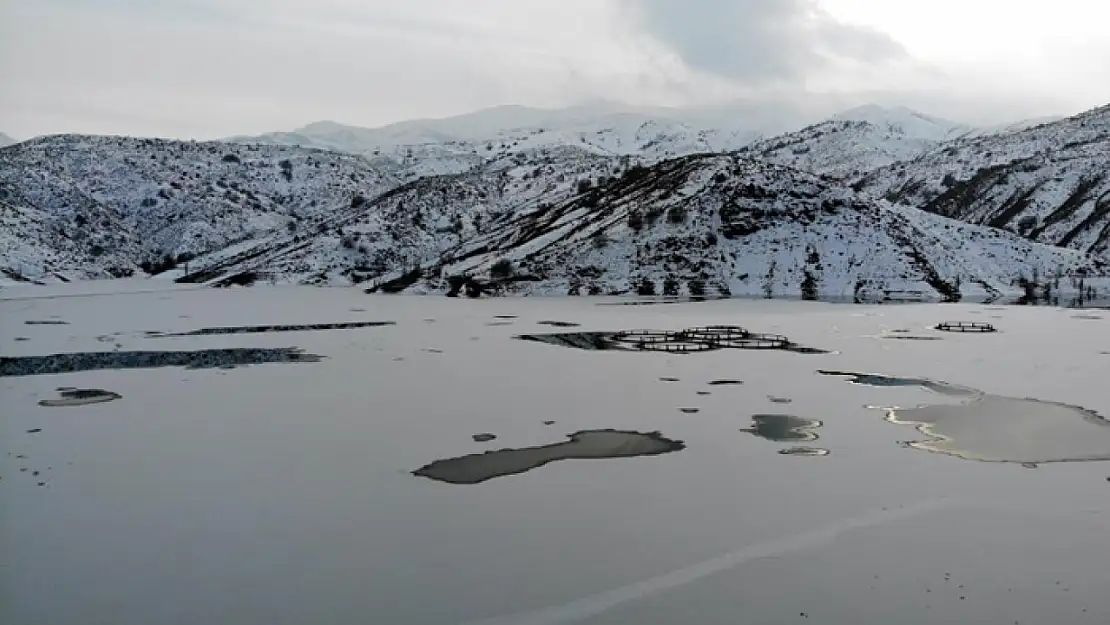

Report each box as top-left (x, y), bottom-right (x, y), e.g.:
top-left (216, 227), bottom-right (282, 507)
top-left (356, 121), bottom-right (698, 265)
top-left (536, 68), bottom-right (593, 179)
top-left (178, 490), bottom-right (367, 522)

top-left (0, 197), bottom-right (142, 283)
top-left (0, 135), bottom-right (396, 278)
top-left (171, 154), bottom-right (1106, 301)
top-left (156, 147), bottom-right (625, 286)
top-left (853, 105), bottom-right (1110, 257)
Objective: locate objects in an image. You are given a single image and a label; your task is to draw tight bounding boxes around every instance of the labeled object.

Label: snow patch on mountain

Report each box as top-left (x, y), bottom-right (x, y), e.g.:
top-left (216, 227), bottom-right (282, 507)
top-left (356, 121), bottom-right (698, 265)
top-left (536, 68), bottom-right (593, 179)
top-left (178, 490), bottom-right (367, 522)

top-left (0, 133), bottom-right (16, 148)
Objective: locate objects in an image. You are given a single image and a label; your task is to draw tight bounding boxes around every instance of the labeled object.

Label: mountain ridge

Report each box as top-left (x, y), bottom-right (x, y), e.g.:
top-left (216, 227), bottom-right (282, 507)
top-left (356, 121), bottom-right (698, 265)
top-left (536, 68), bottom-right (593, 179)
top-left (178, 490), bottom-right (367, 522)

top-left (3, 103), bottom-right (1107, 299)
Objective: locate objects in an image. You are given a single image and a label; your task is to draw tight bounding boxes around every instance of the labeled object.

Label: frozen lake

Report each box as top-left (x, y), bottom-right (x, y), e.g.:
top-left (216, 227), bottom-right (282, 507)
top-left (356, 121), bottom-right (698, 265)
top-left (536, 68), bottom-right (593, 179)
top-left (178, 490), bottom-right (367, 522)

top-left (2, 283), bottom-right (1109, 625)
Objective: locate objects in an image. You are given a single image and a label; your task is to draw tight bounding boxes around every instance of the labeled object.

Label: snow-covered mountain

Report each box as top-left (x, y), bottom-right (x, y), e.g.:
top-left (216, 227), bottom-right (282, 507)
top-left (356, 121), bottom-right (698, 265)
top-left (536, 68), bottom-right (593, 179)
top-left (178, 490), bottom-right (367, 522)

top-left (0, 135), bottom-right (396, 280)
top-left (167, 153), bottom-right (1105, 301)
top-left (733, 105), bottom-right (978, 179)
top-left (5, 103), bottom-right (1107, 297)
top-left (0, 133), bottom-right (16, 148)
top-left (853, 104), bottom-right (1110, 257)
top-left (229, 103), bottom-right (786, 181)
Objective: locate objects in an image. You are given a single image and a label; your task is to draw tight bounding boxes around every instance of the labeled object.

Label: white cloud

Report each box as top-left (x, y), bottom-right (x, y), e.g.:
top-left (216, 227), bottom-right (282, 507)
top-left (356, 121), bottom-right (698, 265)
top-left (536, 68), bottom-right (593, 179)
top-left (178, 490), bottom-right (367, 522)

top-left (0, 0), bottom-right (1106, 139)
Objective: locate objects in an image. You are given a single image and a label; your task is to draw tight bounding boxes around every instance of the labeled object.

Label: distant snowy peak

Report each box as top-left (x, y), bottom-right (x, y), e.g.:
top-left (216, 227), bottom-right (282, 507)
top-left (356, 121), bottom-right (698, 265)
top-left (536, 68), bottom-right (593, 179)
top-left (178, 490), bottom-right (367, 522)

top-left (0, 132), bottom-right (16, 147)
top-left (232, 104), bottom-right (772, 181)
top-left (735, 116), bottom-right (958, 179)
top-left (831, 105), bottom-right (972, 142)
top-left (730, 104), bottom-right (1078, 180)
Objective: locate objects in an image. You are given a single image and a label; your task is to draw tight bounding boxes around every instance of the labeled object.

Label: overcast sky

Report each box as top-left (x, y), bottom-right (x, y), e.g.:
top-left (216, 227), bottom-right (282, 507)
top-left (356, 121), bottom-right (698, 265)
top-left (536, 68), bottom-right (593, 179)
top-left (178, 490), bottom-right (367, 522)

top-left (1, 0), bottom-right (1107, 139)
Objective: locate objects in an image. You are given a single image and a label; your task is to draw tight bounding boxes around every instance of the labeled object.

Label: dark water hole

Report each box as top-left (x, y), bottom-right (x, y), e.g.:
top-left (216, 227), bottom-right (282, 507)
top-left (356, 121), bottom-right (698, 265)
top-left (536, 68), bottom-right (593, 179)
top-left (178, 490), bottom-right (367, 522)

top-left (472, 433), bottom-right (497, 443)
top-left (148, 321), bottom-right (394, 337)
top-left (1, 347), bottom-right (322, 377)
top-left (537, 320), bottom-right (581, 328)
top-left (516, 332), bottom-right (620, 350)
top-left (779, 447), bottom-right (830, 457)
top-left (24, 320), bottom-right (69, 325)
top-left (708, 379), bottom-right (744, 386)
top-left (413, 429), bottom-right (686, 484)
top-left (818, 370), bottom-right (968, 395)
top-left (39, 388), bottom-right (122, 407)
top-left (742, 414), bottom-right (823, 442)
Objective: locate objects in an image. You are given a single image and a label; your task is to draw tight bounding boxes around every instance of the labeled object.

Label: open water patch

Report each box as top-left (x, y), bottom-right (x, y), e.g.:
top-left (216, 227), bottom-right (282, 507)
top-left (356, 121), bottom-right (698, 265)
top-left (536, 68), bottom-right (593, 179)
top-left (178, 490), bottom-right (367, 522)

top-left (742, 414), bottom-right (823, 442)
top-left (24, 320), bottom-right (69, 326)
top-left (412, 429), bottom-right (686, 485)
top-left (39, 388), bottom-right (122, 407)
top-left (515, 332), bottom-right (621, 351)
top-left (819, 370), bottom-right (1110, 464)
top-left (147, 321), bottom-right (394, 337)
top-left (1, 347), bottom-right (322, 377)
top-left (779, 447), bottom-right (830, 457)
top-left (537, 320), bottom-right (581, 328)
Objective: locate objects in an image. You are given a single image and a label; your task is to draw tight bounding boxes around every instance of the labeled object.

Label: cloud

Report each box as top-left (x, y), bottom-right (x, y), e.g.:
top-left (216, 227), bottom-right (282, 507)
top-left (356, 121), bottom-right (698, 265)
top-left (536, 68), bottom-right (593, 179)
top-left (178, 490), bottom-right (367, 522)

top-left (2, 0), bottom-right (715, 138)
top-left (623, 0), bottom-right (908, 86)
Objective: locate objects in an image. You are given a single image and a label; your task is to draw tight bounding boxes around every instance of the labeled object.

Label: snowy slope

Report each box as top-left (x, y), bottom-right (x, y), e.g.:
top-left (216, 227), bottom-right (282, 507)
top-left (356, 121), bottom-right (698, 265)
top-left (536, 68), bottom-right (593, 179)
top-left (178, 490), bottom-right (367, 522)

top-left (173, 153), bottom-right (1105, 301)
top-left (430, 154), bottom-right (1104, 300)
top-left (854, 104), bottom-right (1110, 256)
top-left (0, 198), bottom-right (142, 283)
top-left (170, 147), bottom-right (624, 286)
top-left (0, 133), bottom-right (16, 148)
top-left (0, 136), bottom-right (396, 275)
top-left (734, 106), bottom-right (974, 179)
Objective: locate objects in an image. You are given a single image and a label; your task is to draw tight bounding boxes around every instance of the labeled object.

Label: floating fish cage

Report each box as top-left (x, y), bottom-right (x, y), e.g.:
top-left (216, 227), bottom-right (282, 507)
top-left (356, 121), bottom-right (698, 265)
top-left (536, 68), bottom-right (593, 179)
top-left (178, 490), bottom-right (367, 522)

top-left (638, 341), bottom-right (718, 353)
top-left (611, 327), bottom-right (793, 351)
top-left (676, 326), bottom-right (752, 343)
top-left (612, 330), bottom-right (683, 346)
top-left (717, 333), bottom-right (792, 350)
top-left (935, 321), bottom-right (997, 333)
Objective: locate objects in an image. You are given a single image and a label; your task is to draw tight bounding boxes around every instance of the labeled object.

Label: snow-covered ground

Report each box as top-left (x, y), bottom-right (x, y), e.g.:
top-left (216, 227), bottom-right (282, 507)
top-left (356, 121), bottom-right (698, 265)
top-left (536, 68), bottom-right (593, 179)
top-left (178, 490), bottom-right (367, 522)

top-left (2, 284), bottom-right (1109, 625)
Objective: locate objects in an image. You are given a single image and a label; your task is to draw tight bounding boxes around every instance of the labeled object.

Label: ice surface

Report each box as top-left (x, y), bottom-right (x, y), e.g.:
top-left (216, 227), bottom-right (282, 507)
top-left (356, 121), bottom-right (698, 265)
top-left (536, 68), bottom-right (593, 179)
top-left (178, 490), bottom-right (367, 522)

top-left (2, 284), bottom-right (1109, 625)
